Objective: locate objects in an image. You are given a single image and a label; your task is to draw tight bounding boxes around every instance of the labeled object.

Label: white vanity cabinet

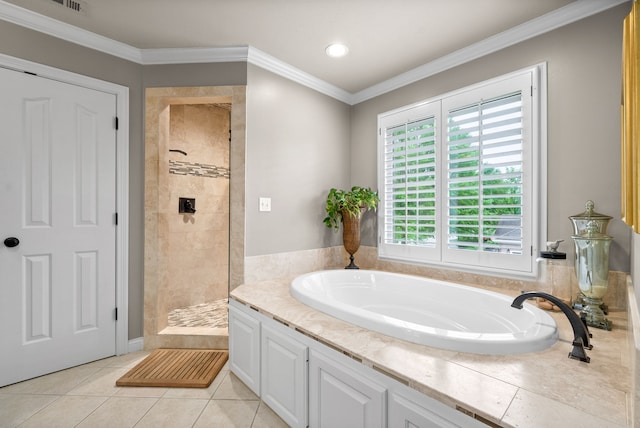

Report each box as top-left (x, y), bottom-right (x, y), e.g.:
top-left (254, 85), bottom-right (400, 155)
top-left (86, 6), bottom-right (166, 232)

top-left (229, 298), bottom-right (486, 428)
top-left (309, 349), bottom-right (386, 428)
top-left (228, 305), bottom-right (261, 395)
top-left (261, 323), bottom-right (308, 428)
top-left (229, 300), bottom-right (309, 428)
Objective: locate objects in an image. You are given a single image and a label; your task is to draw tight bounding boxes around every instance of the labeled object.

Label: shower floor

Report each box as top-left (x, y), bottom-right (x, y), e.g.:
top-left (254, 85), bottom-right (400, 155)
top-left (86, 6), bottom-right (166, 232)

top-left (160, 298), bottom-right (228, 336)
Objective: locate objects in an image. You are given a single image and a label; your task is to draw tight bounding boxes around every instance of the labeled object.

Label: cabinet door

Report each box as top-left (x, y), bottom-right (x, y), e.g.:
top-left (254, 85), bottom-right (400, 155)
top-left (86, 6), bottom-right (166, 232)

top-left (309, 349), bottom-right (386, 428)
top-left (228, 305), bottom-right (261, 395)
top-left (390, 392), bottom-right (458, 428)
top-left (389, 390), bottom-right (486, 428)
top-left (261, 324), bottom-right (308, 428)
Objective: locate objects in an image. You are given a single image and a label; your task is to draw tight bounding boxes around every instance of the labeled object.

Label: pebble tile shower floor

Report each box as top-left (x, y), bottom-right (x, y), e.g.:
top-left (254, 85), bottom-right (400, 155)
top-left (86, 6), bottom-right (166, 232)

top-left (168, 298), bottom-right (228, 329)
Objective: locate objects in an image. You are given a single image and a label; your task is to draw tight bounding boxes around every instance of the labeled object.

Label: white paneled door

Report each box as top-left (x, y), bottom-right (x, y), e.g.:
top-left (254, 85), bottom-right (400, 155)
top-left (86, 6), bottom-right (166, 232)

top-left (0, 67), bottom-right (117, 387)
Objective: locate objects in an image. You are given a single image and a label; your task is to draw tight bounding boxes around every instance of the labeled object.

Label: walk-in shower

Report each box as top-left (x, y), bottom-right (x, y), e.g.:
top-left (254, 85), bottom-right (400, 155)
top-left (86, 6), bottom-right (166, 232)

top-left (144, 86), bottom-right (246, 351)
top-left (161, 103), bottom-right (231, 336)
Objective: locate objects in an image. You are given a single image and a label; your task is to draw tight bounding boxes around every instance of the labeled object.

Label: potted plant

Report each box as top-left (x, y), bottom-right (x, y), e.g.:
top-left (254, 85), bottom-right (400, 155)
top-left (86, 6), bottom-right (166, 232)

top-left (323, 186), bottom-right (379, 269)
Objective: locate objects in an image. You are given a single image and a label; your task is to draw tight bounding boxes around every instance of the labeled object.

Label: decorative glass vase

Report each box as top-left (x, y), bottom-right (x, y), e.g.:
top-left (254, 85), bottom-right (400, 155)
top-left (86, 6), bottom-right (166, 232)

top-left (342, 209), bottom-right (363, 269)
top-left (568, 200), bottom-right (613, 315)
top-left (571, 220), bottom-right (613, 330)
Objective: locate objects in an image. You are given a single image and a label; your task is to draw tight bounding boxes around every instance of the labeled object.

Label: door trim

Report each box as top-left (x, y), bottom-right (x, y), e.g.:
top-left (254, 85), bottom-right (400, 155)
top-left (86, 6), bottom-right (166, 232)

top-left (0, 52), bottom-right (129, 356)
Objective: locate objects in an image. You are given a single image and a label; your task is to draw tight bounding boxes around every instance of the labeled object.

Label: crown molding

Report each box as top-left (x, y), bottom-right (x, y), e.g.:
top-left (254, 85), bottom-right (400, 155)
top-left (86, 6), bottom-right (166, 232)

top-left (246, 47), bottom-right (353, 104)
top-left (140, 46), bottom-right (250, 65)
top-left (0, 0), bottom-right (629, 105)
top-left (352, 0), bottom-right (629, 105)
top-left (352, 0), bottom-right (630, 104)
top-left (137, 45), bottom-right (353, 103)
top-left (138, 45), bottom-right (353, 103)
top-left (0, 0), bottom-right (141, 62)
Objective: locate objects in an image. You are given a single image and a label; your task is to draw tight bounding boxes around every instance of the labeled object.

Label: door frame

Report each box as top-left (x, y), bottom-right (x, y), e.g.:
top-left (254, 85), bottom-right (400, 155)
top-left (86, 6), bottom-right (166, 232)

top-left (0, 53), bottom-right (129, 356)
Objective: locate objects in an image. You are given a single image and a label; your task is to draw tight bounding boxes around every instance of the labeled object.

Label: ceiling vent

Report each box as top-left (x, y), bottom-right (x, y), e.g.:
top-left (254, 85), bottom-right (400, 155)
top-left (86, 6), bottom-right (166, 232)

top-left (47, 0), bottom-right (88, 15)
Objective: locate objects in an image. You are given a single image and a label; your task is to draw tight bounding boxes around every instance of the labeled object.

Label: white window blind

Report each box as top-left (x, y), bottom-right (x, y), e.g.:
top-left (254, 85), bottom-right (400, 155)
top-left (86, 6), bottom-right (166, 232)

top-left (383, 116), bottom-right (437, 247)
top-left (379, 101), bottom-right (441, 262)
top-left (446, 92), bottom-right (524, 254)
top-left (377, 66), bottom-right (541, 276)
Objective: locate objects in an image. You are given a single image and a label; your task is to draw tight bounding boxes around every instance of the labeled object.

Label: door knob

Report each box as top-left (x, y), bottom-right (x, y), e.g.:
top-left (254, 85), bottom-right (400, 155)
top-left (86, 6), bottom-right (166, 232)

top-left (3, 237), bottom-right (19, 248)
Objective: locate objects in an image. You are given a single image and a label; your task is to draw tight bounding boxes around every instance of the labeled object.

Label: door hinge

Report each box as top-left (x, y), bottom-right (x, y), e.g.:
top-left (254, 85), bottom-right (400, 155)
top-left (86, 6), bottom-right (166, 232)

top-left (114, 307), bottom-right (118, 321)
top-left (115, 116), bottom-right (119, 130)
top-left (114, 212), bottom-right (118, 225)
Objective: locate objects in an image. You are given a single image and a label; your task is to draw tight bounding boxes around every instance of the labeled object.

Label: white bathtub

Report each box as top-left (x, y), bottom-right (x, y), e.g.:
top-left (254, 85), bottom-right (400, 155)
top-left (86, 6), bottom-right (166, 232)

top-left (290, 270), bottom-right (558, 355)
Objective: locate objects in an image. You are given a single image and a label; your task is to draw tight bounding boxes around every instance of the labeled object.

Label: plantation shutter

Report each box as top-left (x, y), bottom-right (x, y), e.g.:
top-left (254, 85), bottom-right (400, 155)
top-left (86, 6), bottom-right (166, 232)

top-left (379, 101), bottom-right (441, 262)
top-left (446, 92), bottom-right (524, 254)
top-left (383, 116), bottom-right (437, 245)
top-left (378, 67), bottom-right (537, 275)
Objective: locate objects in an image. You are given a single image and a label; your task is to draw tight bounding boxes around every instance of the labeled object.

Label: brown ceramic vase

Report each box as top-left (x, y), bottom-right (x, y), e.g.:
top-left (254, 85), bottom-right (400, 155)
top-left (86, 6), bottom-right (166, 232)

top-left (342, 208), bottom-right (363, 269)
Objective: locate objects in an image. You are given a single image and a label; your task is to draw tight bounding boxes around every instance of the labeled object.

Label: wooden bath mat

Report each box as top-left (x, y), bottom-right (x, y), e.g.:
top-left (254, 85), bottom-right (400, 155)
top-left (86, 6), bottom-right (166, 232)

top-left (116, 349), bottom-right (228, 388)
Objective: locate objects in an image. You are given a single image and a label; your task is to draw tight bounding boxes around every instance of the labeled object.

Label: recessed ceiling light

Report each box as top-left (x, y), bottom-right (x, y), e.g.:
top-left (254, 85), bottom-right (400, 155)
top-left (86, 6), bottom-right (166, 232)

top-left (325, 43), bottom-right (349, 58)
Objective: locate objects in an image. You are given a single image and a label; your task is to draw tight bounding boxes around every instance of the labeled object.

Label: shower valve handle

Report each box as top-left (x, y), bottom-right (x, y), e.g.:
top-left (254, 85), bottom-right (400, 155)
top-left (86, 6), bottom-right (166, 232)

top-left (185, 200), bottom-right (196, 213)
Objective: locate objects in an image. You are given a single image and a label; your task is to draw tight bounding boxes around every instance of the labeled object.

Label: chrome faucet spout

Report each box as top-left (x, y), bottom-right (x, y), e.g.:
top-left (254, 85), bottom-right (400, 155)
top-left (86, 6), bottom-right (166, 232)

top-left (511, 292), bottom-right (592, 363)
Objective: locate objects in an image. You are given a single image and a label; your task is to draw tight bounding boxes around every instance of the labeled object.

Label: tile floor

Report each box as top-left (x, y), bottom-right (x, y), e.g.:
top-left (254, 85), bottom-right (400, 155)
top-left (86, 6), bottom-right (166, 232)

top-left (0, 351), bottom-right (288, 428)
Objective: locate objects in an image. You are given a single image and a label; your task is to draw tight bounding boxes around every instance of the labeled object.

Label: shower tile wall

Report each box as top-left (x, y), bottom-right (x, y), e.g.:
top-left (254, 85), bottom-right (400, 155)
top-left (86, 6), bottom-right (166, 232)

top-left (164, 104), bottom-right (230, 315)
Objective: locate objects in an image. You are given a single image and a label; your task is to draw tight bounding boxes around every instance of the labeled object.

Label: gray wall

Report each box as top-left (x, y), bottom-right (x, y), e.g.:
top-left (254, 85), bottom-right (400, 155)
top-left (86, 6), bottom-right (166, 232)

top-left (245, 64), bottom-right (351, 256)
top-left (350, 4), bottom-right (632, 272)
top-left (142, 63), bottom-right (247, 88)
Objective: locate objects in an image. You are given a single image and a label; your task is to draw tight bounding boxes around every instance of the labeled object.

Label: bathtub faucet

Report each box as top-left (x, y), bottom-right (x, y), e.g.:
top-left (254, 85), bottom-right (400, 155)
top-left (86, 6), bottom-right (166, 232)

top-left (511, 292), bottom-right (592, 363)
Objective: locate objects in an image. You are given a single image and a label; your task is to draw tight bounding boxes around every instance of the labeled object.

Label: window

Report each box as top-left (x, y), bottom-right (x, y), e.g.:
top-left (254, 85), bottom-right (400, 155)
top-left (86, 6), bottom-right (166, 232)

top-left (377, 66), bottom-right (544, 277)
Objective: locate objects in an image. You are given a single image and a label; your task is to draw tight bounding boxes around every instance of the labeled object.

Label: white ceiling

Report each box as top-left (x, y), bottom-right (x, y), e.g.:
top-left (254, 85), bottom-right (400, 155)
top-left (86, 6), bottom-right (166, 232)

top-left (0, 0), bottom-right (628, 97)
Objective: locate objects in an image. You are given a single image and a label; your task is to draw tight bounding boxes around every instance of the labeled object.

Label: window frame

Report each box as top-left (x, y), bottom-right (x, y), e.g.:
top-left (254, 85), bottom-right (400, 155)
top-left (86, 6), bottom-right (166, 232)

top-left (376, 64), bottom-right (547, 279)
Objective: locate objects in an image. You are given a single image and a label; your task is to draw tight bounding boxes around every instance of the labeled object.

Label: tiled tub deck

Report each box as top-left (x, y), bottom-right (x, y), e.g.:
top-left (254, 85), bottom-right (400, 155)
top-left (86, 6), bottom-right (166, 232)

top-left (231, 276), bottom-right (631, 428)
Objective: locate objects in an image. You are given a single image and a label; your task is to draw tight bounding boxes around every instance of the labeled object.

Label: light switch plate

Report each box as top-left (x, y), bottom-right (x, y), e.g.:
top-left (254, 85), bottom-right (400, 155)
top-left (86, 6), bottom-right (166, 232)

top-left (259, 197), bottom-right (271, 212)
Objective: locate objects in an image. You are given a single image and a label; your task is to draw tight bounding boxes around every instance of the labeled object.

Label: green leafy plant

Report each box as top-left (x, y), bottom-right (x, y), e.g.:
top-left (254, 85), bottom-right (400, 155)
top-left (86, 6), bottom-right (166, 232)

top-left (323, 186), bottom-right (380, 230)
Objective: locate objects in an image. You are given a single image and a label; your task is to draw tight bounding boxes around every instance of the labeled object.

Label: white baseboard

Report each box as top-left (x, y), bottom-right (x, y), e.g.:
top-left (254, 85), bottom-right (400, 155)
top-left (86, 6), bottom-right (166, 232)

top-left (127, 337), bottom-right (144, 353)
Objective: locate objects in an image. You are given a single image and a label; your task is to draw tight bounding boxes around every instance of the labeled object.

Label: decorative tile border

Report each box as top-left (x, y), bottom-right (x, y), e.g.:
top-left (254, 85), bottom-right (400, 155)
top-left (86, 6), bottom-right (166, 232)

top-left (169, 159), bottom-right (230, 179)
